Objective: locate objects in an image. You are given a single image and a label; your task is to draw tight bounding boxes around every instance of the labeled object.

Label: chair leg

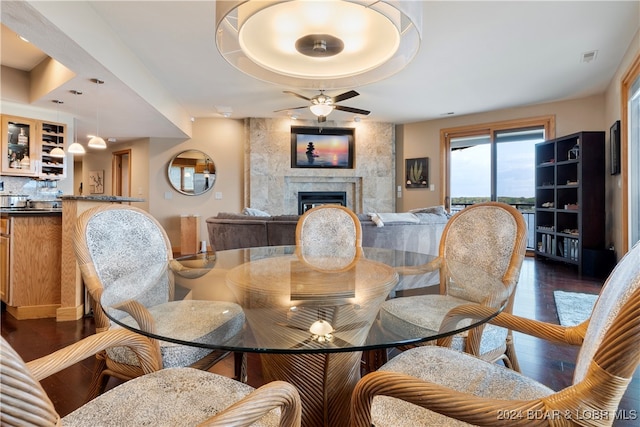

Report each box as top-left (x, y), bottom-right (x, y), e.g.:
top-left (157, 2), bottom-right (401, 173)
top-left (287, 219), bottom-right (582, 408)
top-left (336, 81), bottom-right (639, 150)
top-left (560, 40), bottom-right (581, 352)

top-left (85, 352), bottom-right (110, 401)
top-left (505, 334), bottom-right (521, 372)
top-left (361, 349), bottom-right (388, 375)
top-left (234, 352), bottom-right (247, 383)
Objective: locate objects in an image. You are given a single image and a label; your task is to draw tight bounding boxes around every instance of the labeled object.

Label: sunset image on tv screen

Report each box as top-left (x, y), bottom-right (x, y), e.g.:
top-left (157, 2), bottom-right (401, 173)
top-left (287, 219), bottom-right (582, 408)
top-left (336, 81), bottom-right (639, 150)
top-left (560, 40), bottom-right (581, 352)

top-left (296, 133), bottom-right (350, 167)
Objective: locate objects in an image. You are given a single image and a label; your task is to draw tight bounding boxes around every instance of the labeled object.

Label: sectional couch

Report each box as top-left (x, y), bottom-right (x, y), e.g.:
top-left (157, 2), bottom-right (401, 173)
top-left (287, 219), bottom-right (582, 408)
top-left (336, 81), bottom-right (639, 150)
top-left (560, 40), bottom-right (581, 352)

top-left (205, 209), bottom-right (450, 291)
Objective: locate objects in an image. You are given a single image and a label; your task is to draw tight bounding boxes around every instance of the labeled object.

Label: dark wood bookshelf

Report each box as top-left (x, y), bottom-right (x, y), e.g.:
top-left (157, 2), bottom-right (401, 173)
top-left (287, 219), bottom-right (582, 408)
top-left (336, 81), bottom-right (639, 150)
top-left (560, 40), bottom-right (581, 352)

top-left (534, 131), bottom-right (606, 275)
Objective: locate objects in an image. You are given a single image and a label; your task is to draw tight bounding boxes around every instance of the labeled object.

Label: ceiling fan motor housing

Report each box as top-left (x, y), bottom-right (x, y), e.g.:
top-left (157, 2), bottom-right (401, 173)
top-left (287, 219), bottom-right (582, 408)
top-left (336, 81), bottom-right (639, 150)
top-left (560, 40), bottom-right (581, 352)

top-left (296, 34), bottom-right (344, 58)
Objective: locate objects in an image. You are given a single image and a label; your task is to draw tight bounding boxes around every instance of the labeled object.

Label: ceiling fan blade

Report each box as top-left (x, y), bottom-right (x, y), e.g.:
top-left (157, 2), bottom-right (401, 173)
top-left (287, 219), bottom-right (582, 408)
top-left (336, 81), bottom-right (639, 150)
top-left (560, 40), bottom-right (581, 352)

top-left (284, 90), bottom-right (311, 101)
top-left (334, 105), bottom-right (371, 115)
top-left (332, 90), bottom-right (359, 103)
top-left (274, 106), bottom-right (308, 113)
top-left (318, 115), bottom-right (327, 123)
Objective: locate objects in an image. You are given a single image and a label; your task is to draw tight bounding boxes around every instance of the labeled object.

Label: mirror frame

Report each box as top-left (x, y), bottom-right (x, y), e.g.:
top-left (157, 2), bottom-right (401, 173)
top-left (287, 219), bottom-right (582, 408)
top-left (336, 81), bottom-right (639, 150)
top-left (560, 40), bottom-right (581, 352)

top-left (167, 149), bottom-right (216, 196)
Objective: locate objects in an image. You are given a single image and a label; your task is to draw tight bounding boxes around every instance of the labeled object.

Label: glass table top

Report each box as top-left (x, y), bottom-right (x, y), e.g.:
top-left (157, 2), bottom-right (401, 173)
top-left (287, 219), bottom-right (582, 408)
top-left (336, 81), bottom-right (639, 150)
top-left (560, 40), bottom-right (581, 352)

top-left (100, 246), bottom-right (509, 354)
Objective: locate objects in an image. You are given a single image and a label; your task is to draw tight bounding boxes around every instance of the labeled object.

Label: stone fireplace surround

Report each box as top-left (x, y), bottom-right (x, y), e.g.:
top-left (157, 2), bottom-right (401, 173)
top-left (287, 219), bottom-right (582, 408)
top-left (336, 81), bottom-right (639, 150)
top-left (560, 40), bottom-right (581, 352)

top-left (245, 118), bottom-right (395, 215)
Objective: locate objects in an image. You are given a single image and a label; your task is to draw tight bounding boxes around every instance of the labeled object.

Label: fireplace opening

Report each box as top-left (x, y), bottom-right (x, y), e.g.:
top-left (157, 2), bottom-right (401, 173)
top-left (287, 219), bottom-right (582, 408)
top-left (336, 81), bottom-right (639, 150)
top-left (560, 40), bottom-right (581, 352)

top-left (298, 191), bottom-right (347, 214)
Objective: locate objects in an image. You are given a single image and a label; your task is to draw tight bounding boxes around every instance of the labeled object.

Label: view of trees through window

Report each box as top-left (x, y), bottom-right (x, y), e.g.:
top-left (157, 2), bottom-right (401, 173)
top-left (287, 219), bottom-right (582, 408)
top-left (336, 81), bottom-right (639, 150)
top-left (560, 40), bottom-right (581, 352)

top-left (449, 128), bottom-right (545, 249)
top-left (450, 130), bottom-right (541, 210)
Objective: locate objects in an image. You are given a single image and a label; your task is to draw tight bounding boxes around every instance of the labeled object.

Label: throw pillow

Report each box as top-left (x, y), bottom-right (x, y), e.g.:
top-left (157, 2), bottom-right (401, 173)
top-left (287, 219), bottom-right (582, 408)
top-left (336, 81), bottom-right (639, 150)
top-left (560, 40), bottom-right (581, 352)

top-left (243, 207), bottom-right (271, 217)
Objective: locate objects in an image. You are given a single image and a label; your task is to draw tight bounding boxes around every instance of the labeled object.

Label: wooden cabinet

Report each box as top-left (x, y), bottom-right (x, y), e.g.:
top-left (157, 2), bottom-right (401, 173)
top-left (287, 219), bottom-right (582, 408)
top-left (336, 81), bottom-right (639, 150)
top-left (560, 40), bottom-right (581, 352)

top-left (1, 214), bottom-right (62, 319)
top-left (1, 115), bottom-right (67, 179)
top-left (0, 218), bottom-right (9, 302)
top-left (1, 115), bottom-right (39, 176)
top-left (534, 131), bottom-right (605, 274)
top-left (40, 121), bottom-right (67, 178)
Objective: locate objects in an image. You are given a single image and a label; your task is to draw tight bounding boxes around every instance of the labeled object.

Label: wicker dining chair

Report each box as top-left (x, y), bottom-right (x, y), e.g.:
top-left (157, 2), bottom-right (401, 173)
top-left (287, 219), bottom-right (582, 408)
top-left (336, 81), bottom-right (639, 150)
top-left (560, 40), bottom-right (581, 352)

top-left (295, 205), bottom-right (363, 272)
top-left (377, 202), bottom-right (527, 370)
top-left (73, 204), bottom-right (245, 399)
top-left (296, 204), bottom-right (362, 248)
top-left (351, 241), bottom-right (640, 427)
top-left (0, 329), bottom-right (301, 427)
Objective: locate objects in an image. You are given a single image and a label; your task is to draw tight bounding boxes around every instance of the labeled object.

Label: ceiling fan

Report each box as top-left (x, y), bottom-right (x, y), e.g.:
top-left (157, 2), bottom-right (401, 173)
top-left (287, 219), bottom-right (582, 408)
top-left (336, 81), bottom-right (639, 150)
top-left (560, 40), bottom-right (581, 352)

top-left (275, 90), bottom-right (371, 122)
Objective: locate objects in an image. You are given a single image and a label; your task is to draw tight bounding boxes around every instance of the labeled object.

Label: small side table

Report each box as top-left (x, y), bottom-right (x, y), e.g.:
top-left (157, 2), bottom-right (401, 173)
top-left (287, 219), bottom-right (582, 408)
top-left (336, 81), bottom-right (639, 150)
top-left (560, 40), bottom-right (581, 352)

top-left (180, 214), bottom-right (200, 255)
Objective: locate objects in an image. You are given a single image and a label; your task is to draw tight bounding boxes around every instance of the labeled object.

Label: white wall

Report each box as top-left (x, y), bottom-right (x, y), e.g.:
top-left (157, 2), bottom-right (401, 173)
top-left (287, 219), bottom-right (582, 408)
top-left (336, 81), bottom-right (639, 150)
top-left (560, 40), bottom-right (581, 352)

top-left (396, 95), bottom-right (605, 212)
top-left (148, 118), bottom-right (245, 249)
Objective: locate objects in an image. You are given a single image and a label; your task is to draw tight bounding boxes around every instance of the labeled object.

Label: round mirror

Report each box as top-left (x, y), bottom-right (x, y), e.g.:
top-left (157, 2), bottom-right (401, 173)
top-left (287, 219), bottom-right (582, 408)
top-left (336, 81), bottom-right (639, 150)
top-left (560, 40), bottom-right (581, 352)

top-left (168, 150), bottom-right (216, 195)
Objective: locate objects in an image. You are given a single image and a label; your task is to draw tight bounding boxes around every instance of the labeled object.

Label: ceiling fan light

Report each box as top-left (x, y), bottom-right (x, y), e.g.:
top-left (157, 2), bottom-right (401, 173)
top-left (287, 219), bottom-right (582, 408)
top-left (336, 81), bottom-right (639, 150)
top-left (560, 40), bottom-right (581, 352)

top-left (68, 142), bottom-right (86, 154)
top-left (49, 147), bottom-right (66, 158)
top-left (310, 103), bottom-right (334, 117)
top-left (88, 136), bottom-right (107, 149)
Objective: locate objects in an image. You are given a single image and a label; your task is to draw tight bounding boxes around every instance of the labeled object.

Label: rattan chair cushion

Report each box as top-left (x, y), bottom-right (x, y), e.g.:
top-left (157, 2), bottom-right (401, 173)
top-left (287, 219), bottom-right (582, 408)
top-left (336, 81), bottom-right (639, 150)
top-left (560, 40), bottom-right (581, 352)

top-left (370, 346), bottom-right (553, 427)
top-left (296, 206), bottom-right (360, 250)
top-left (105, 300), bottom-right (245, 367)
top-left (380, 295), bottom-right (507, 355)
top-left (439, 206), bottom-right (518, 299)
top-left (85, 209), bottom-right (172, 314)
top-left (61, 367), bottom-right (280, 426)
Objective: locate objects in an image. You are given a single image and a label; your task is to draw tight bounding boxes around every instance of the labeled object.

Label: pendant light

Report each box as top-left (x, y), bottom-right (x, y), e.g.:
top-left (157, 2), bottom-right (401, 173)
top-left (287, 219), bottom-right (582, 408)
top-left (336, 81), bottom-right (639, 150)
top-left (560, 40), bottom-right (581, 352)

top-left (49, 100), bottom-right (66, 158)
top-left (87, 78), bottom-right (107, 149)
top-left (68, 90), bottom-right (86, 155)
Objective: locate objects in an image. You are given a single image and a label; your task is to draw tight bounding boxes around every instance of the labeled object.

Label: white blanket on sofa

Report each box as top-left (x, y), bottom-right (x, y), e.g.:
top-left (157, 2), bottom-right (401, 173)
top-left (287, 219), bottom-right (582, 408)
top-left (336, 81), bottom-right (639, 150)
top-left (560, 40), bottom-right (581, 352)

top-left (369, 212), bottom-right (420, 227)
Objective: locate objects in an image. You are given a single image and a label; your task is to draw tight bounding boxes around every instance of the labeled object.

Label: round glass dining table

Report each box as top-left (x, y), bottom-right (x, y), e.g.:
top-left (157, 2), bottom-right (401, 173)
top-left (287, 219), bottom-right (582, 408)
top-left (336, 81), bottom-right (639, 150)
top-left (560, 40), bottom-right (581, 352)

top-left (100, 245), bottom-right (509, 427)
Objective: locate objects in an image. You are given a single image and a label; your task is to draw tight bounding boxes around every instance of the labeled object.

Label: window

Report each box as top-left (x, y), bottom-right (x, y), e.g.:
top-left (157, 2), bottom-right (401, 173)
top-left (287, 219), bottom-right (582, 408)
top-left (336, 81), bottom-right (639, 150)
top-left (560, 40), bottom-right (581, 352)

top-left (442, 116), bottom-right (555, 250)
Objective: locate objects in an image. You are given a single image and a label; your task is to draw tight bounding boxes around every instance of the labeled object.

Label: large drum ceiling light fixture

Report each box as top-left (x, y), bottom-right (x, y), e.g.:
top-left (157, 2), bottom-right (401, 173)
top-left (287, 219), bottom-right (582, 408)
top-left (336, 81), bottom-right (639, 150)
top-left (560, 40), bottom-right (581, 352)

top-left (216, 0), bottom-right (422, 89)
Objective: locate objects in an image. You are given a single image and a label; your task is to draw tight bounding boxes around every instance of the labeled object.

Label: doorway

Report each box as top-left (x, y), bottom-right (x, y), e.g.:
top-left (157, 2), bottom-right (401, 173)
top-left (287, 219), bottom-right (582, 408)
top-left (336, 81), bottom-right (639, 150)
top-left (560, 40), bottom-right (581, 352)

top-left (112, 149), bottom-right (131, 197)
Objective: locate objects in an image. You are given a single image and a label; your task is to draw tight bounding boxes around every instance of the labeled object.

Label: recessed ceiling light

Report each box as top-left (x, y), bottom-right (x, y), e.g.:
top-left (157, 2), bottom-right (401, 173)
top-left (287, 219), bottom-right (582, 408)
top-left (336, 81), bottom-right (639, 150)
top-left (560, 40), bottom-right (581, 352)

top-left (17, 35), bottom-right (29, 43)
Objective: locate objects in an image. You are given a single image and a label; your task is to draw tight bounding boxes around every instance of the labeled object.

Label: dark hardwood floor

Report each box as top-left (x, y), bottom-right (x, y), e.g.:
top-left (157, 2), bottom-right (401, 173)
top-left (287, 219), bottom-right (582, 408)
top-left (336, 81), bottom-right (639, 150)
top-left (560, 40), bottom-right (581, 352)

top-left (2, 257), bottom-right (638, 425)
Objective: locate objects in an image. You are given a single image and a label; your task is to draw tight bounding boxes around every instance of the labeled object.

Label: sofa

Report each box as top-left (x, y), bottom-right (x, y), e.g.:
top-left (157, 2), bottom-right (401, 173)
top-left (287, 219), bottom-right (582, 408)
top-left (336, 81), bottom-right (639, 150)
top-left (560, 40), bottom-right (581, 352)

top-left (205, 209), bottom-right (450, 291)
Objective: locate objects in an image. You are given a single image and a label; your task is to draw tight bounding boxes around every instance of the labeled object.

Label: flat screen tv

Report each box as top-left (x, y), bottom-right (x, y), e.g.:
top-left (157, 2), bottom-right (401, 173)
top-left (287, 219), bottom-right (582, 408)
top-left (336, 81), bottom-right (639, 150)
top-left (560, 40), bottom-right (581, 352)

top-left (291, 126), bottom-right (354, 169)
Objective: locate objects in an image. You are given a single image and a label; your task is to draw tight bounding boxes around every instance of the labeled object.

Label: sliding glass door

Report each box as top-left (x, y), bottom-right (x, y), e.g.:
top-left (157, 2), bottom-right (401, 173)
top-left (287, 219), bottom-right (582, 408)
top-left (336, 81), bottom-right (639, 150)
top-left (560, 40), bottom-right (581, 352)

top-left (449, 128), bottom-right (543, 211)
top-left (443, 117), bottom-right (554, 250)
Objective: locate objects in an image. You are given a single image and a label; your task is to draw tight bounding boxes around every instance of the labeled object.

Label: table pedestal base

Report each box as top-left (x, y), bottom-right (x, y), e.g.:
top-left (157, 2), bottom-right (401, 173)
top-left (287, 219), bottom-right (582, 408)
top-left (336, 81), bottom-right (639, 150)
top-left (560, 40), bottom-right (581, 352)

top-left (261, 351), bottom-right (362, 427)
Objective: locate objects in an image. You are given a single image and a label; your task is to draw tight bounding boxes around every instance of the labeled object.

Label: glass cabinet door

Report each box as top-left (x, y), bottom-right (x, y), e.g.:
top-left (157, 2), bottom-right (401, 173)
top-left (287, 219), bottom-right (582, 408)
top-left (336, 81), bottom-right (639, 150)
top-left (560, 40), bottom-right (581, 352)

top-left (1, 115), bottom-right (39, 176)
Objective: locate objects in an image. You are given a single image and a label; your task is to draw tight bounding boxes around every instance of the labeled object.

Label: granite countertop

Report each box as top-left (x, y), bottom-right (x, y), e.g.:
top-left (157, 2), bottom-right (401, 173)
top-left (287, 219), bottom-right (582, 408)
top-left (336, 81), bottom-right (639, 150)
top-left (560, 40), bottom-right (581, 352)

top-left (60, 195), bottom-right (145, 202)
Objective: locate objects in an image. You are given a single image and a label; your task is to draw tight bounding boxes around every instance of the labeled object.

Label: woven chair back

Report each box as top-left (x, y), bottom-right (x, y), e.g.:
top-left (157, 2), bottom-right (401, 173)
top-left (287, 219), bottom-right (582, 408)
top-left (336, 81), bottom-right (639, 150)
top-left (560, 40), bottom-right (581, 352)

top-left (574, 241), bottom-right (640, 384)
top-left (439, 202), bottom-right (527, 302)
top-left (74, 205), bottom-right (174, 321)
top-left (296, 205), bottom-right (362, 249)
